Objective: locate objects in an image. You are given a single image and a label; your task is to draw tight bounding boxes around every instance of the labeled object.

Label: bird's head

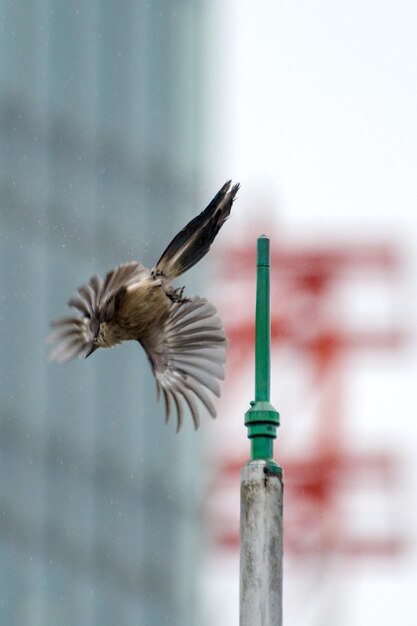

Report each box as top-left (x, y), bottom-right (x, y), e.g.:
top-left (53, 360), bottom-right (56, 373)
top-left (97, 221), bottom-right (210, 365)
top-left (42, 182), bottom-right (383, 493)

top-left (85, 321), bottom-right (121, 358)
top-left (85, 323), bottom-right (106, 358)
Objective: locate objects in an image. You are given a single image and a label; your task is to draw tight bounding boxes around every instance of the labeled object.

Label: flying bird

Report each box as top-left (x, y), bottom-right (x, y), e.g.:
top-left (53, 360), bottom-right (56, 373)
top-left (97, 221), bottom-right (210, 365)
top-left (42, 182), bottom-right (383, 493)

top-left (47, 180), bottom-right (240, 431)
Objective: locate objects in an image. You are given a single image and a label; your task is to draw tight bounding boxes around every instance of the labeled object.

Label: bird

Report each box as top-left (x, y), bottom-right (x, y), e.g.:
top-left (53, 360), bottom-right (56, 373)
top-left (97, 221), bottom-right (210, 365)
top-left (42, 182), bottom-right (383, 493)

top-left (47, 180), bottom-right (240, 431)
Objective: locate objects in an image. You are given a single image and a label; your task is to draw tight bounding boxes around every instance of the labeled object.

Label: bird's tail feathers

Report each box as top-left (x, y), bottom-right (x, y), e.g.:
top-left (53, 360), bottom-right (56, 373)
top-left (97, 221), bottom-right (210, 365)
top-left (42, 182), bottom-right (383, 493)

top-left (154, 180), bottom-right (239, 281)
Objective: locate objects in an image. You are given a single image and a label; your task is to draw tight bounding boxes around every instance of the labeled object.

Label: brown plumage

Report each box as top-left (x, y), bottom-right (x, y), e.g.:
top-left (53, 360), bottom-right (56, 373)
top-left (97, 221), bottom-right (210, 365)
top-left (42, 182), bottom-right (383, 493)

top-left (47, 180), bottom-right (240, 430)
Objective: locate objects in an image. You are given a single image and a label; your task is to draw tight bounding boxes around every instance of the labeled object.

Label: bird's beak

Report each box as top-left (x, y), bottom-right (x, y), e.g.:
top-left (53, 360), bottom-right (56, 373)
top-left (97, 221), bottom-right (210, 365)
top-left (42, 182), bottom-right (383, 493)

top-left (85, 343), bottom-right (97, 359)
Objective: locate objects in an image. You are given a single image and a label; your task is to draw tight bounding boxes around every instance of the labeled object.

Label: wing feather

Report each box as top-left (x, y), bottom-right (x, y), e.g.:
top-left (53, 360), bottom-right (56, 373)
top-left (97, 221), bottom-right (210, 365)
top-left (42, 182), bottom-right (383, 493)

top-left (67, 295), bottom-right (91, 317)
top-left (140, 296), bottom-right (227, 431)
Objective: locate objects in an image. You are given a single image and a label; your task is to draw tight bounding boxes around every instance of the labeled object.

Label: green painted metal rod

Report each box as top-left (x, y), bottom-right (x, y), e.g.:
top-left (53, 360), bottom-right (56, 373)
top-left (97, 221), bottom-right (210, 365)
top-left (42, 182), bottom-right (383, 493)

top-left (255, 235), bottom-right (271, 403)
top-left (244, 235), bottom-right (280, 462)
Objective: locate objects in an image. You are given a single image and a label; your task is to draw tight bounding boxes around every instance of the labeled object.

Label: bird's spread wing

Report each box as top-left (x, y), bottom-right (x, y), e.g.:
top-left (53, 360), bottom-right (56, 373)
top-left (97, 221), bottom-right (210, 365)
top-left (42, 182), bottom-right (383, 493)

top-left (140, 296), bottom-right (227, 431)
top-left (47, 262), bottom-right (147, 362)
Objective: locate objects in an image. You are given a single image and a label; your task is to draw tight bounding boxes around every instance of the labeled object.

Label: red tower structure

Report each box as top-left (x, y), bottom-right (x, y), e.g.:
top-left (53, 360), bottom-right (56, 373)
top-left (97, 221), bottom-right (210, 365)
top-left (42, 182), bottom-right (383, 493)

top-left (208, 234), bottom-right (405, 559)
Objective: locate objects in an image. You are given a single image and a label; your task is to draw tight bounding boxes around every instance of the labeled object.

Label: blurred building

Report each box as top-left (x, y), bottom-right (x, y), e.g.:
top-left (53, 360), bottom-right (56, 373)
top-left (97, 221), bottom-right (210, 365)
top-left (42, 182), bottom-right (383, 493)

top-left (0, 2), bottom-right (206, 625)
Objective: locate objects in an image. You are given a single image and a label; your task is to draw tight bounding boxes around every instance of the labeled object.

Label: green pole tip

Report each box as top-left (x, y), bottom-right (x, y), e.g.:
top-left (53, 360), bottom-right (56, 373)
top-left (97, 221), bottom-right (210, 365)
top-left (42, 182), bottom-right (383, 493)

top-left (257, 236), bottom-right (270, 269)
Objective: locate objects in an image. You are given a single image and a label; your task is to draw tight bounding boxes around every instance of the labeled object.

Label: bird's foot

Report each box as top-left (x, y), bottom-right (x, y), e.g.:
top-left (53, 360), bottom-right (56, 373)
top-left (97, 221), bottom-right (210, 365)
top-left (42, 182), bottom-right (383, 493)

top-left (167, 286), bottom-right (190, 303)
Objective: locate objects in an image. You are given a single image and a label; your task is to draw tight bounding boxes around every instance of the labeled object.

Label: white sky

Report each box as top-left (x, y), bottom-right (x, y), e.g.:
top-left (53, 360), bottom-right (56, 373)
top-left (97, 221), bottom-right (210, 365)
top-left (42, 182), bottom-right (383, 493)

top-left (202, 2), bottom-right (417, 625)
top-left (207, 0), bottom-right (417, 235)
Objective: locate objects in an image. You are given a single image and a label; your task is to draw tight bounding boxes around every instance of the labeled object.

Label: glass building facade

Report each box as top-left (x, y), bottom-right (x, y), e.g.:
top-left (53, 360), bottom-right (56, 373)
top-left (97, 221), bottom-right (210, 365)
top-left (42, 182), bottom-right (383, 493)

top-left (0, 2), bottom-right (205, 624)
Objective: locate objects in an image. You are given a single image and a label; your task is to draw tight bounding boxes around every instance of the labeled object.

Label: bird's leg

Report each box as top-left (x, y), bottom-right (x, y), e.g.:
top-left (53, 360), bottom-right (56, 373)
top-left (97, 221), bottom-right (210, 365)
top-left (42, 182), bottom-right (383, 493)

top-left (166, 285), bottom-right (190, 303)
top-left (152, 269), bottom-right (190, 303)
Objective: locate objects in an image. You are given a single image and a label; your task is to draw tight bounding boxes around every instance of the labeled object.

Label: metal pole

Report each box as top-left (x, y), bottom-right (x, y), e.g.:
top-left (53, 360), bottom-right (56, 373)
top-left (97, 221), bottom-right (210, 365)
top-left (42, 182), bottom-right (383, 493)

top-left (240, 235), bottom-right (283, 626)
